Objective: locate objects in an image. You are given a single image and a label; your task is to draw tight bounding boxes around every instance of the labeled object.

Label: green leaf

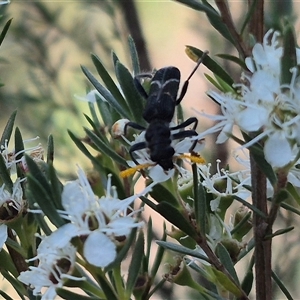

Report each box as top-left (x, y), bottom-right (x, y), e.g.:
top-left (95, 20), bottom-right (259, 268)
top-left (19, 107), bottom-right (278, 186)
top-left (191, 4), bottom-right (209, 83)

top-left (126, 230), bottom-right (144, 296)
top-left (84, 127), bottom-right (127, 166)
top-left (176, 0), bottom-right (235, 45)
top-left (249, 149), bottom-right (277, 187)
top-left (48, 163), bottom-right (63, 210)
top-left (0, 290), bottom-right (14, 300)
top-left (56, 289), bottom-right (101, 300)
top-left (14, 127), bottom-right (24, 162)
top-left (0, 249), bottom-right (19, 278)
top-left (193, 165), bottom-right (207, 235)
top-left (0, 18), bottom-right (12, 47)
top-left (46, 134), bottom-right (54, 163)
top-left (14, 127), bottom-right (25, 180)
top-left (68, 130), bottom-right (105, 172)
top-left (186, 46), bottom-right (234, 87)
top-left (156, 241), bottom-right (210, 263)
top-left (233, 195), bottom-right (266, 219)
top-left (204, 73), bottom-right (224, 91)
top-left (27, 175), bottom-right (65, 228)
top-left (286, 182), bottom-right (300, 206)
top-left (212, 268), bottom-right (242, 298)
top-left (281, 24), bottom-right (297, 86)
top-left (115, 61), bottom-right (145, 124)
top-left (0, 110), bottom-right (17, 147)
top-left (0, 268), bottom-right (26, 300)
top-left (81, 66), bottom-right (131, 120)
top-left (240, 132), bottom-right (277, 186)
top-left (241, 269), bottom-right (253, 296)
top-left (215, 243), bottom-right (239, 285)
top-left (128, 35), bottom-right (141, 76)
top-left (264, 226), bottom-right (294, 240)
top-left (97, 275), bottom-right (118, 300)
top-left (216, 53), bottom-right (247, 70)
top-left (149, 183), bottom-right (179, 208)
top-left (26, 156), bottom-right (65, 228)
top-left (150, 222), bottom-right (167, 278)
top-left (141, 197), bottom-right (197, 238)
top-left (271, 270), bottom-right (294, 300)
top-left (0, 154), bottom-right (13, 192)
top-left (96, 98), bottom-right (120, 128)
top-left (90, 53), bottom-right (129, 112)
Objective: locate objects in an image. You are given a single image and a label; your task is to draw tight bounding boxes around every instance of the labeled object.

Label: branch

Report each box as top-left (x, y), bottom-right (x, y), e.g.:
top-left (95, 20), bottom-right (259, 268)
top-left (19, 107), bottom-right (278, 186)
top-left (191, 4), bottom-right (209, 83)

top-left (215, 0), bottom-right (250, 59)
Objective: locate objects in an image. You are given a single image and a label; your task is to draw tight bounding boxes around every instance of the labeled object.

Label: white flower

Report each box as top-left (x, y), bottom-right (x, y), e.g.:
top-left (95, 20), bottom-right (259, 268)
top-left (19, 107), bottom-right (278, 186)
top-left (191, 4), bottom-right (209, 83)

top-left (18, 234), bottom-right (82, 300)
top-left (1, 136), bottom-right (43, 173)
top-left (197, 159), bottom-right (251, 212)
top-left (0, 179), bottom-right (24, 250)
top-left (56, 167), bottom-right (145, 268)
top-left (245, 29), bottom-right (282, 75)
top-left (198, 29), bottom-right (300, 169)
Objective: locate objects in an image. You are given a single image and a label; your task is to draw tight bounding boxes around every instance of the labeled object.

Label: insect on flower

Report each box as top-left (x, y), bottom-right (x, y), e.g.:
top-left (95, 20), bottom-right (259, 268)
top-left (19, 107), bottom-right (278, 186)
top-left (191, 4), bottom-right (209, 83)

top-left (120, 52), bottom-right (208, 178)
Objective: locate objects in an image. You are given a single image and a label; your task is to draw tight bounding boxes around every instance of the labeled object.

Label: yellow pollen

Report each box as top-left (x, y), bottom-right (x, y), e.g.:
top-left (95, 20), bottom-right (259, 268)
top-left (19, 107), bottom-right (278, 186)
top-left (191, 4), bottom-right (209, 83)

top-left (120, 163), bottom-right (154, 178)
top-left (178, 154), bottom-right (206, 164)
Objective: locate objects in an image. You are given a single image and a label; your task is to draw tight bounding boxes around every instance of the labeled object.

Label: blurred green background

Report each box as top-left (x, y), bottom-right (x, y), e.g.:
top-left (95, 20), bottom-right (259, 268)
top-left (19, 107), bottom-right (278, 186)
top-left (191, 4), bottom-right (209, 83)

top-left (1, 1), bottom-right (300, 299)
top-left (0, 1), bottom-right (215, 178)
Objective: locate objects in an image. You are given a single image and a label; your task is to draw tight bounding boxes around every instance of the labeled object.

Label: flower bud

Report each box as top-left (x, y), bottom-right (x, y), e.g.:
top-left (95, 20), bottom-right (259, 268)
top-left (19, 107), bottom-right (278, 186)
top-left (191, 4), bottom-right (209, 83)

top-left (232, 206), bottom-right (252, 241)
top-left (111, 119), bottom-right (130, 138)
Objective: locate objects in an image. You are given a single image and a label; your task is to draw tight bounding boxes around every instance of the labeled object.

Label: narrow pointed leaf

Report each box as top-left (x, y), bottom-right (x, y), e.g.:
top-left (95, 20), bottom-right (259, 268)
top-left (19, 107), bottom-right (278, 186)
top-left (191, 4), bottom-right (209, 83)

top-left (48, 163), bottom-right (63, 210)
top-left (156, 201), bottom-right (197, 238)
top-left (281, 24), bottom-right (297, 86)
top-left (241, 269), bottom-right (253, 295)
top-left (212, 268), bottom-right (242, 298)
top-left (197, 182), bottom-right (207, 235)
top-left (128, 35), bottom-right (141, 76)
top-left (216, 53), bottom-right (247, 70)
top-left (25, 155), bottom-right (51, 195)
top-left (0, 110), bottom-right (17, 147)
top-left (0, 269), bottom-right (26, 300)
top-left (0, 18), bottom-right (12, 47)
top-left (186, 46), bottom-right (234, 87)
top-left (26, 175), bottom-right (65, 228)
top-left (97, 276), bottom-right (118, 300)
top-left (0, 154), bottom-right (13, 192)
top-left (115, 61), bottom-right (145, 124)
top-left (150, 222), bottom-right (167, 278)
top-left (233, 195), bottom-right (266, 219)
top-left (84, 128), bottom-right (127, 166)
top-left (56, 289), bottom-right (101, 300)
top-left (149, 183), bottom-right (179, 208)
top-left (81, 66), bottom-right (131, 119)
top-left (46, 134), bottom-right (54, 163)
top-left (126, 231), bottom-right (144, 295)
top-left (216, 243), bottom-right (239, 285)
top-left (156, 241), bottom-right (210, 263)
top-left (176, 0), bottom-right (235, 45)
top-left (271, 270), bottom-right (293, 300)
top-left (68, 130), bottom-right (105, 172)
top-left (91, 53), bottom-right (128, 110)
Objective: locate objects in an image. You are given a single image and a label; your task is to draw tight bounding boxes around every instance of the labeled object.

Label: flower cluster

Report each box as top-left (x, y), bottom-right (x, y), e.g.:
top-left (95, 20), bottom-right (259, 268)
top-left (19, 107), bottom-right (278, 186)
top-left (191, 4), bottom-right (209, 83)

top-left (0, 137), bottom-right (44, 250)
top-left (197, 29), bottom-right (300, 169)
top-left (18, 234), bottom-right (82, 300)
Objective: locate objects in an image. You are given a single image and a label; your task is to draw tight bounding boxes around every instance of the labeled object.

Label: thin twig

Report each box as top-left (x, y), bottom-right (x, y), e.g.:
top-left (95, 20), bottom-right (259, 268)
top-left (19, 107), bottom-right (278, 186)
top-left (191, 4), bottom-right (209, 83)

top-left (119, 0), bottom-right (151, 71)
top-left (215, 0), bottom-right (250, 59)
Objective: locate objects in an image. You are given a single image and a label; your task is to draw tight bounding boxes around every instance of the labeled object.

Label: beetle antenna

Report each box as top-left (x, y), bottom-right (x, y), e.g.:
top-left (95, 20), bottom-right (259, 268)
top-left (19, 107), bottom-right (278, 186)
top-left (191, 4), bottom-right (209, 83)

top-left (186, 50), bottom-right (209, 81)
